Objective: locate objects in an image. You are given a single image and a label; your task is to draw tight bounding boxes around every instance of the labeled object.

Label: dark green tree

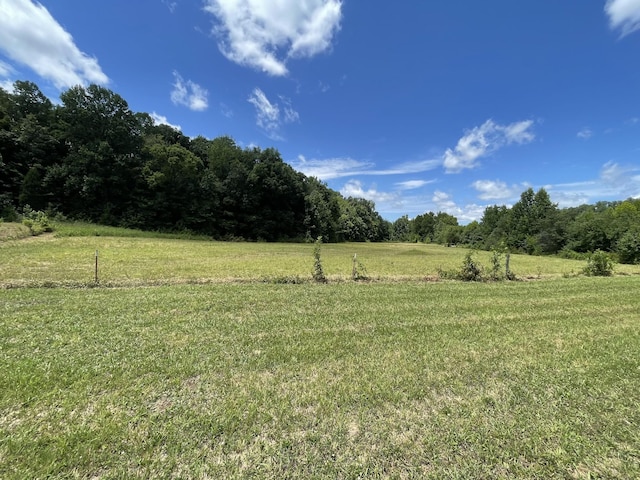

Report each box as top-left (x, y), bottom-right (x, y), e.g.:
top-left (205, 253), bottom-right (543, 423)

top-left (51, 84), bottom-right (144, 222)
top-left (303, 177), bottom-right (341, 242)
top-left (391, 215), bottom-right (411, 241)
top-left (412, 211), bottom-right (435, 242)
top-left (141, 136), bottom-right (203, 230)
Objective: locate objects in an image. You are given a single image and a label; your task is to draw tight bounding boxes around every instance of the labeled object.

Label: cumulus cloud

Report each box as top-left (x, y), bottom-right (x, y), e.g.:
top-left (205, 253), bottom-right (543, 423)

top-left (443, 119), bottom-right (535, 173)
top-left (577, 127), bottom-right (593, 140)
top-left (247, 88), bottom-right (299, 139)
top-left (204, 0), bottom-right (342, 76)
top-left (432, 191), bottom-right (485, 223)
top-left (340, 179), bottom-right (397, 203)
top-left (150, 112), bottom-right (182, 131)
top-left (171, 71), bottom-right (208, 111)
top-left (472, 180), bottom-right (518, 200)
top-left (0, 0), bottom-right (108, 88)
top-left (605, 0), bottom-right (640, 36)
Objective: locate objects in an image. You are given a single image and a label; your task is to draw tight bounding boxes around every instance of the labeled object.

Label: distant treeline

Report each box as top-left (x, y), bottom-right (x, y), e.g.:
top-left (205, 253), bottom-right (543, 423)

top-left (390, 189), bottom-right (640, 264)
top-left (1, 81), bottom-right (639, 263)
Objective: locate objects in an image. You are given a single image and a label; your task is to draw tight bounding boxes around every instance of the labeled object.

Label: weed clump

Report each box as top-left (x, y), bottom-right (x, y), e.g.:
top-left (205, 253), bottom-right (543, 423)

top-left (351, 253), bottom-right (368, 281)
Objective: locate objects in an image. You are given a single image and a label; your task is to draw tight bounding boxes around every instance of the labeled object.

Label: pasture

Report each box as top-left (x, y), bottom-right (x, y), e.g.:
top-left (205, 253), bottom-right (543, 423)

top-left (1, 223), bottom-right (639, 478)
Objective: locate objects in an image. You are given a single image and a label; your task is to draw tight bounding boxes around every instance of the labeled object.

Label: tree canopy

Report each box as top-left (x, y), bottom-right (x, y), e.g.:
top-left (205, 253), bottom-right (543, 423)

top-left (0, 81), bottom-right (389, 242)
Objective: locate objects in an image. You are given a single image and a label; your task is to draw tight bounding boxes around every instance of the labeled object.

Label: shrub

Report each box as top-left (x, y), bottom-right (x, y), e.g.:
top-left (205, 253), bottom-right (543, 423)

top-left (21, 206), bottom-right (53, 236)
top-left (583, 250), bottom-right (614, 277)
top-left (437, 251), bottom-right (485, 282)
top-left (460, 251), bottom-right (484, 281)
top-left (312, 236), bottom-right (327, 283)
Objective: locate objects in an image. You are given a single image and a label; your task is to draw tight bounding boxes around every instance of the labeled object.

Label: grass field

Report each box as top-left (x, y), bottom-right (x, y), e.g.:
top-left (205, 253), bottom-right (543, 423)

top-left (2, 221), bottom-right (638, 287)
top-left (1, 223), bottom-right (640, 478)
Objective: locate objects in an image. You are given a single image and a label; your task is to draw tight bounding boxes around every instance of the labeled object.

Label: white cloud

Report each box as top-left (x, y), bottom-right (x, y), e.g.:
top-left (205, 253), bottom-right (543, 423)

top-left (171, 71), bottom-right (208, 111)
top-left (162, 0), bottom-right (177, 13)
top-left (0, 59), bottom-right (14, 78)
top-left (472, 180), bottom-right (518, 200)
top-left (204, 0), bottom-right (342, 76)
top-left (540, 162), bottom-right (640, 208)
top-left (600, 161), bottom-right (640, 197)
top-left (0, 78), bottom-right (14, 92)
top-left (432, 190), bottom-right (457, 211)
top-left (0, 0), bottom-right (108, 88)
top-left (247, 88), bottom-right (298, 140)
top-left (443, 119), bottom-right (535, 173)
top-left (340, 179), bottom-right (397, 203)
top-left (280, 95), bottom-right (300, 123)
top-left (545, 189), bottom-right (591, 209)
top-left (150, 112), bottom-right (181, 131)
top-left (432, 190), bottom-right (485, 223)
top-left (291, 154), bottom-right (441, 180)
top-left (577, 127), bottom-right (593, 140)
top-left (605, 0), bottom-right (640, 36)
top-left (395, 180), bottom-right (432, 190)
top-left (387, 158), bottom-right (442, 175)
top-left (220, 102), bottom-right (233, 118)
top-left (292, 155), bottom-right (373, 180)
top-left (248, 88), bottom-right (279, 132)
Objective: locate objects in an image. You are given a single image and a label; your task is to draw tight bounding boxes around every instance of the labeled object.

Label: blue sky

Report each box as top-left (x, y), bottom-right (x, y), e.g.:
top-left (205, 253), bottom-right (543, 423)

top-left (1, 0), bottom-right (639, 222)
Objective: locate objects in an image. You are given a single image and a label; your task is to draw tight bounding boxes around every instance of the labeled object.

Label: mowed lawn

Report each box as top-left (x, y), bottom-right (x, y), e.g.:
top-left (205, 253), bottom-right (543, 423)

top-left (1, 230), bottom-right (640, 478)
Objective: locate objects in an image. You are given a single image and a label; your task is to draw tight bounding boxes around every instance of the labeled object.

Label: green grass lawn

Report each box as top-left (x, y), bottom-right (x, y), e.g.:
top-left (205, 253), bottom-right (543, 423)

top-left (1, 224), bottom-right (640, 478)
top-left (2, 279), bottom-right (640, 478)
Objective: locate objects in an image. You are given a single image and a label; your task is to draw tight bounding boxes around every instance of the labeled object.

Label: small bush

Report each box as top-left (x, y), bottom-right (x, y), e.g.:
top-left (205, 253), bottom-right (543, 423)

top-left (21, 206), bottom-right (52, 236)
top-left (459, 251), bottom-right (484, 281)
top-left (312, 236), bottom-right (327, 283)
top-left (438, 251), bottom-right (485, 282)
top-left (583, 250), bottom-right (614, 277)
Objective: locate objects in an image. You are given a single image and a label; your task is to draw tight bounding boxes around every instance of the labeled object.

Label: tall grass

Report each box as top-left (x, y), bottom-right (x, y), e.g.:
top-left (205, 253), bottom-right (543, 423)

top-left (52, 221), bottom-right (211, 240)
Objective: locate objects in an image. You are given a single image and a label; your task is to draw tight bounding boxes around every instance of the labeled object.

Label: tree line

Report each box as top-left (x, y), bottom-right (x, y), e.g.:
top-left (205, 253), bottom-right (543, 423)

top-left (0, 81), bottom-right (387, 242)
top-left (390, 188), bottom-right (640, 264)
top-left (1, 80), bottom-right (638, 263)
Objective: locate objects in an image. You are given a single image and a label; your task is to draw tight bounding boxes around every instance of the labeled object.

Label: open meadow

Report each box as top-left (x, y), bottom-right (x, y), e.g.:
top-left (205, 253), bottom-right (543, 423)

top-left (1, 223), bottom-right (640, 478)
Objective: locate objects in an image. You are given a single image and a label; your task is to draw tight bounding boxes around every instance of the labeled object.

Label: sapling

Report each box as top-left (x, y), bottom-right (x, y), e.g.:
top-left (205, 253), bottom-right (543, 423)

top-left (312, 236), bottom-right (327, 283)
